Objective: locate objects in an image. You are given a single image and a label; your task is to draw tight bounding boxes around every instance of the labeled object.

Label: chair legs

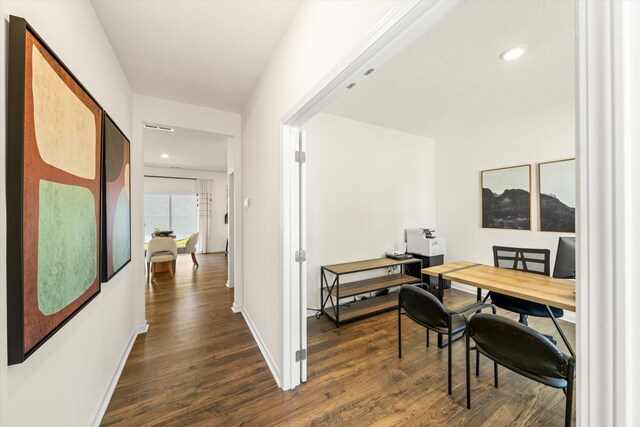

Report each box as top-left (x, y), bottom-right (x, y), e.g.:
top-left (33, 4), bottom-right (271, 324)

top-left (397, 300), bottom-right (402, 359)
top-left (168, 261), bottom-right (174, 278)
top-left (191, 253), bottom-right (199, 267)
top-left (447, 332), bottom-right (452, 395)
top-left (565, 362), bottom-right (575, 427)
top-left (465, 330), bottom-right (472, 409)
top-left (426, 329), bottom-right (430, 348)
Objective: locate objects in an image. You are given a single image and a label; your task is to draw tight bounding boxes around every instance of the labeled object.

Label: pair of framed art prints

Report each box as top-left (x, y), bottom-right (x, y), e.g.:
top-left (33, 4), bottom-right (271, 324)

top-left (6, 16), bottom-right (131, 365)
top-left (481, 159), bottom-right (575, 233)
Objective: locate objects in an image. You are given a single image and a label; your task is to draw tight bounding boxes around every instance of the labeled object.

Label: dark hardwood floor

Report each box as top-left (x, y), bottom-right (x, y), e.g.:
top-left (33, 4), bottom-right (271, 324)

top-left (102, 253), bottom-right (575, 426)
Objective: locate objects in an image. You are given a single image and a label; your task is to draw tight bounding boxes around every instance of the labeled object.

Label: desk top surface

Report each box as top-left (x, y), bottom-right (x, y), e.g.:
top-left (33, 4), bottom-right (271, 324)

top-left (323, 257), bottom-right (420, 275)
top-left (422, 262), bottom-right (576, 311)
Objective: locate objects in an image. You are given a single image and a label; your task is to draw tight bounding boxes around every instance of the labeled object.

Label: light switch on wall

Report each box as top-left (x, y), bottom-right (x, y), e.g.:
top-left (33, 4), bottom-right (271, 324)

top-left (244, 198), bottom-right (250, 207)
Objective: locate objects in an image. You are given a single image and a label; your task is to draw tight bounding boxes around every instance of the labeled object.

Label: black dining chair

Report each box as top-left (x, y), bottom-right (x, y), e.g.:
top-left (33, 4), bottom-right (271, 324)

top-left (464, 313), bottom-right (575, 426)
top-left (489, 246), bottom-right (564, 339)
top-left (398, 285), bottom-right (495, 398)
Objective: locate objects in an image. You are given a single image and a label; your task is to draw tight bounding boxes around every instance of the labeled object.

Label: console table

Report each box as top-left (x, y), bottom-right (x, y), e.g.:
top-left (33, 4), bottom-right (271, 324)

top-left (321, 257), bottom-right (422, 327)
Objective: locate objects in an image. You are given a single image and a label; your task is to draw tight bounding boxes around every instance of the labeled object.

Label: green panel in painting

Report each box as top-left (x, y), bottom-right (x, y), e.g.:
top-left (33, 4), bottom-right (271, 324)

top-left (38, 180), bottom-right (97, 315)
top-left (112, 188), bottom-right (131, 272)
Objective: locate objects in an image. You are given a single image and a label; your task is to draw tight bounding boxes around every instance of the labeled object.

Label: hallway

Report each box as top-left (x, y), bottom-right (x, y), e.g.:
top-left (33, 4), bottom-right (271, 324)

top-left (102, 253), bottom-right (279, 426)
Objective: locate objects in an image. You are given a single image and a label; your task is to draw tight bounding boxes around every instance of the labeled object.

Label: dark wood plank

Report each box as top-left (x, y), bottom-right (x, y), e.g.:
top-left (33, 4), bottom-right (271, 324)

top-left (101, 253), bottom-right (576, 427)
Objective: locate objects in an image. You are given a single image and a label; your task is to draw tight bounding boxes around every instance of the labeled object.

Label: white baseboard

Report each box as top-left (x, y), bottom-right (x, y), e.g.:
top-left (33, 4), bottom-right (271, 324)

top-left (450, 282), bottom-right (576, 324)
top-left (91, 322), bottom-right (148, 427)
top-left (241, 308), bottom-right (282, 388)
top-left (226, 280), bottom-right (234, 288)
top-left (231, 303), bottom-right (242, 313)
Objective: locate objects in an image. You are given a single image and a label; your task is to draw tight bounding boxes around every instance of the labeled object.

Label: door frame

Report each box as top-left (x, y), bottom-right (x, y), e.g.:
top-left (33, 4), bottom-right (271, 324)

top-left (227, 171), bottom-right (235, 288)
top-left (280, 1), bottom-right (636, 425)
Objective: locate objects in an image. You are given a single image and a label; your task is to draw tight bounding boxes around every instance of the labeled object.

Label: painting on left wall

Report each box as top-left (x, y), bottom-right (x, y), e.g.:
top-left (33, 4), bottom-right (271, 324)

top-left (6, 16), bottom-right (102, 364)
top-left (102, 113), bottom-right (131, 281)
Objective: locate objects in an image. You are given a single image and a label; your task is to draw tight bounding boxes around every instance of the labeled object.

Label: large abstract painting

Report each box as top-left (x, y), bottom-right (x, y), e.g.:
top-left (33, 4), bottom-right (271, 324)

top-left (7, 16), bottom-right (102, 364)
top-left (102, 114), bottom-right (131, 281)
top-left (538, 159), bottom-right (576, 232)
top-left (481, 165), bottom-right (532, 230)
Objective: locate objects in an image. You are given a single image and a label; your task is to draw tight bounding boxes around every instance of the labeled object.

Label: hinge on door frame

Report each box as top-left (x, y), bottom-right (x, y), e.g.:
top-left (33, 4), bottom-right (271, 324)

top-left (295, 250), bottom-right (307, 262)
top-left (295, 151), bottom-right (306, 163)
top-left (295, 349), bottom-right (307, 362)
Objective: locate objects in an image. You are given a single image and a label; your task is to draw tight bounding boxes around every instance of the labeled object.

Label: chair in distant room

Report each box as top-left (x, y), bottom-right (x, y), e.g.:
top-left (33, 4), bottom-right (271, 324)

top-left (488, 246), bottom-right (564, 342)
top-left (177, 232), bottom-right (199, 267)
top-left (464, 313), bottom-right (575, 426)
top-left (146, 237), bottom-right (178, 282)
top-left (398, 285), bottom-right (495, 399)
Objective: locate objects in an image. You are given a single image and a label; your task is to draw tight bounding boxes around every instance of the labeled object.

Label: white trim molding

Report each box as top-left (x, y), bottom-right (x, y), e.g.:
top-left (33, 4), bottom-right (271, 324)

top-left (90, 322), bottom-right (148, 427)
top-left (231, 303), bottom-right (243, 314)
top-left (576, 1), bottom-right (640, 425)
top-left (242, 308), bottom-right (282, 388)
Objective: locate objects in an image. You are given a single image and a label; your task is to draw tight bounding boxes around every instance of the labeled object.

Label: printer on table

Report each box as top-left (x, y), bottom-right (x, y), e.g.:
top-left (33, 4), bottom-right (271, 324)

top-left (406, 228), bottom-right (446, 257)
top-left (406, 228), bottom-right (448, 290)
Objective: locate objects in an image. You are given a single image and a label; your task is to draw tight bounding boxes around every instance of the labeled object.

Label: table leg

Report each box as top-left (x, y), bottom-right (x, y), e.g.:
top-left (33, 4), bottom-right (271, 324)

top-left (545, 305), bottom-right (575, 357)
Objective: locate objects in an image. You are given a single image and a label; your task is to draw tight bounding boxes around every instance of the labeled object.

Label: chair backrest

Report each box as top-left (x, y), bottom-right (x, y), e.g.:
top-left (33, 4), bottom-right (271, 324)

top-left (399, 285), bottom-right (449, 329)
top-left (469, 313), bottom-right (569, 380)
top-left (493, 246), bottom-right (550, 276)
top-left (185, 232), bottom-right (199, 253)
top-left (146, 237), bottom-right (177, 261)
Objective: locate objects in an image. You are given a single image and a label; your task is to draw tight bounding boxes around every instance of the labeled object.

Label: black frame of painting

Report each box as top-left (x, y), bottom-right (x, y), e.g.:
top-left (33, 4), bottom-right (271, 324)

top-left (101, 112), bottom-right (132, 282)
top-left (480, 164), bottom-right (532, 231)
top-left (6, 15), bottom-right (103, 365)
top-left (538, 158), bottom-right (576, 233)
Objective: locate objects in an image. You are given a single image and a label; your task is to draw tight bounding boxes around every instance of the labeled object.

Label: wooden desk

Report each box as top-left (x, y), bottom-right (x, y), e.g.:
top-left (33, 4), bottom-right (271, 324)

top-left (422, 262), bottom-right (576, 355)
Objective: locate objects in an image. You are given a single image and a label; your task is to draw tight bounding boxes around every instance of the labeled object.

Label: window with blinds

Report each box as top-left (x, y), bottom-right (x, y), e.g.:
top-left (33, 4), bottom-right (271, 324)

top-left (144, 193), bottom-right (197, 239)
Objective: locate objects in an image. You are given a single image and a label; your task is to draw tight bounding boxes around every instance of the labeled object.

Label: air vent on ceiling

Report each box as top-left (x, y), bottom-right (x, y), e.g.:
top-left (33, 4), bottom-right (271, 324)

top-left (144, 124), bottom-right (175, 132)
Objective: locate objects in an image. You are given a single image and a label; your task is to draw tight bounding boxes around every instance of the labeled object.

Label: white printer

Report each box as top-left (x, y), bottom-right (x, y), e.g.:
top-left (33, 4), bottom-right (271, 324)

top-left (406, 228), bottom-right (446, 257)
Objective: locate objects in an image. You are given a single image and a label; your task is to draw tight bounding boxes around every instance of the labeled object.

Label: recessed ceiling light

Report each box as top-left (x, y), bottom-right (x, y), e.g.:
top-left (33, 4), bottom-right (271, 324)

top-left (500, 45), bottom-right (527, 61)
top-left (144, 124), bottom-right (175, 132)
top-left (161, 153), bottom-right (169, 159)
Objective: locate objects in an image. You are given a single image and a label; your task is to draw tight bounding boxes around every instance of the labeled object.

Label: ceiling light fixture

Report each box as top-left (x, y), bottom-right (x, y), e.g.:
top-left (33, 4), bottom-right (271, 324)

top-left (161, 153), bottom-right (169, 159)
top-left (144, 124), bottom-right (175, 132)
top-left (500, 45), bottom-right (527, 61)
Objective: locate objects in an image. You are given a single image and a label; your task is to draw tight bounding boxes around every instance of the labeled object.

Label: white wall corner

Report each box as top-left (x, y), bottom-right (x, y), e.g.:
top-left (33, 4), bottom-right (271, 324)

top-left (241, 308), bottom-right (282, 387)
top-left (90, 323), bottom-right (148, 427)
top-left (231, 303), bottom-right (242, 314)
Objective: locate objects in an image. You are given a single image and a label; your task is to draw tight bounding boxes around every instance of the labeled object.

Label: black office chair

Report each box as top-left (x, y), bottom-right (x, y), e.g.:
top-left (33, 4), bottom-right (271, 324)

top-left (464, 313), bottom-right (575, 426)
top-left (398, 285), bottom-right (495, 398)
top-left (489, 246), bottom-right (564, 329)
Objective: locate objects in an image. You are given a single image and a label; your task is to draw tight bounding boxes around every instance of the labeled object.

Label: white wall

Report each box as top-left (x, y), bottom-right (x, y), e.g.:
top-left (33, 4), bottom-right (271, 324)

top-left (132, 94), bottom-right (242, 314)
top-left (435, 100), bottom-right (575, 284)
top-left (144, 167), bottom-right (229, 252)
top-left (0, 2), bottom-right (138, 426)
top-left (304, 113), bottom-right (435, 310)
top-left (241, 0), bottom-right (398, 384)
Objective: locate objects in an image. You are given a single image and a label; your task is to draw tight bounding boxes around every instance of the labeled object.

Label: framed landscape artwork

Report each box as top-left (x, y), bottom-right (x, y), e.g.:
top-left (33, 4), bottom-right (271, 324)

top-left (102, 114), bottom-right (131, 281)
top-left (481, 165), bottom-right (532, 230)
top-left (6, 16), bottom-right (102, 364)
top-left (538, 159), bottom-right (576, 232)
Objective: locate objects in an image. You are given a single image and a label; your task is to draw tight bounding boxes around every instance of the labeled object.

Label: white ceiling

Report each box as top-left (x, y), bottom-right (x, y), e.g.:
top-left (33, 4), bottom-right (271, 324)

top-left (143, 125), bottom-right (228, 172)
top-left (325, 0), bottom-right (575, 139)
top-left (92, 0), bottom-right (300, 112)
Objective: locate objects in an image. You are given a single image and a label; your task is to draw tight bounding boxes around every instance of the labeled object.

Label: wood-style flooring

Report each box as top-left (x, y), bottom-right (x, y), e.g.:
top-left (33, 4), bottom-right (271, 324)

top-left (102, 253), bottom-right (575, 426)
